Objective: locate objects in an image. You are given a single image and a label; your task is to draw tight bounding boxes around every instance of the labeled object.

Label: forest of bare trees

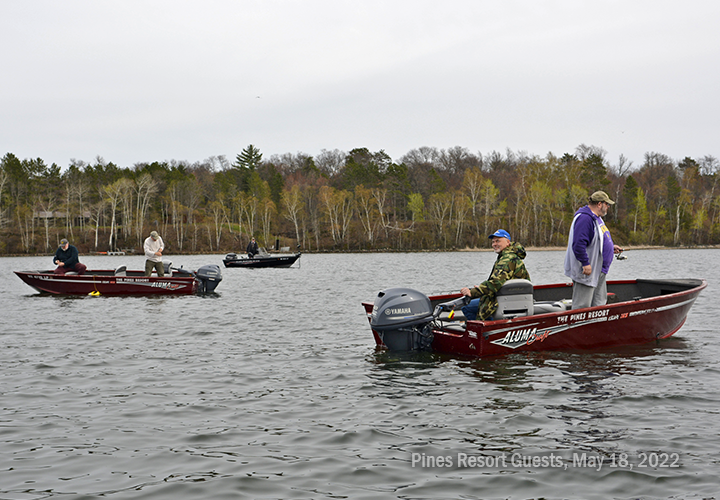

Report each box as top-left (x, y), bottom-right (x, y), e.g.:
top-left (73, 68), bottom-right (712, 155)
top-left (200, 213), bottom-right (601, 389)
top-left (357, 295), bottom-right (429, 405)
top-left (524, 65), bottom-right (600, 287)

top-left (1, 143), bottom-right (719, 256)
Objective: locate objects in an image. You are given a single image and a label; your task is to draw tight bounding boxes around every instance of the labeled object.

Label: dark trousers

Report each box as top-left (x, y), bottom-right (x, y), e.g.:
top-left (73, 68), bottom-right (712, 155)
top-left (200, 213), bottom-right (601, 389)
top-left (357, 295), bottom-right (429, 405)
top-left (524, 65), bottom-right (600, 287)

top-left (54, 263), bottom-right (87, 275)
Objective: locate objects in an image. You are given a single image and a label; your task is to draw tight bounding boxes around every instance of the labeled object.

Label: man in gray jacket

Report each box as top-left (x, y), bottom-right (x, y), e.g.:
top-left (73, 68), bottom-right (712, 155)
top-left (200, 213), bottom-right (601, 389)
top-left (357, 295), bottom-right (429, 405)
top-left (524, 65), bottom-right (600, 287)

top-left (564, 191), bottom-right (623, 309)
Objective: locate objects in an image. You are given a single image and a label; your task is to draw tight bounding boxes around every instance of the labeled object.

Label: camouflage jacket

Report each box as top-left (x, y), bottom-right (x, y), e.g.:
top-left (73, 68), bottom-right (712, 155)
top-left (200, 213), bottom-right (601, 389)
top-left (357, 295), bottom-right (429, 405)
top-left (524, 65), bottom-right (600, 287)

top-left (470, 242), bottom-right (530, 320)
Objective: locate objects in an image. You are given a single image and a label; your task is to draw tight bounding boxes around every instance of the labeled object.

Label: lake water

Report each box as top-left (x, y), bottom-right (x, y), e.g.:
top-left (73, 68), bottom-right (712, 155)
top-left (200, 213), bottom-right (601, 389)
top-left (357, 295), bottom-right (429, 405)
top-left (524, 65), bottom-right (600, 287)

top-left (1, 249), bottom-right (718, 500)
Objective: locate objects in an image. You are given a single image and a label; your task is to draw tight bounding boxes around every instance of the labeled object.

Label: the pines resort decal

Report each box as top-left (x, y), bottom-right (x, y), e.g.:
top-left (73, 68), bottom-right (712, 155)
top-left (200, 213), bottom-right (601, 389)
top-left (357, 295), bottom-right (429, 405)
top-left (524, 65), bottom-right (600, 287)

top-left (489, 308), bottom-right (621, 349)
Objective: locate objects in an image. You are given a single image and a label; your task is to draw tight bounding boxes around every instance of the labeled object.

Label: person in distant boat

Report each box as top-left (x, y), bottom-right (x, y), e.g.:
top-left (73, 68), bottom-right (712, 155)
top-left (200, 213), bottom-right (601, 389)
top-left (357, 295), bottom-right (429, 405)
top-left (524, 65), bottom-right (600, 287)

top-left (460, 229), bottom-right (530, 321)
top-left (564, 190), bottom-right (623, 309)
top-left (247, 237), bottom-right (259, 259)
top-left (53, 238), bottom-right (87, 275)
top-left (143, 230), bottom-right (165, 277)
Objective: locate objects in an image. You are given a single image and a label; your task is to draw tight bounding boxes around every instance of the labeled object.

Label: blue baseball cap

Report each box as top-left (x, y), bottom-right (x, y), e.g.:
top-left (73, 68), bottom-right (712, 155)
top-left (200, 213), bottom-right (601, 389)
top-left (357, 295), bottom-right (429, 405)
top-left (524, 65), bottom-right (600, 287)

top-left (488, 229), bottom-right (511, 240)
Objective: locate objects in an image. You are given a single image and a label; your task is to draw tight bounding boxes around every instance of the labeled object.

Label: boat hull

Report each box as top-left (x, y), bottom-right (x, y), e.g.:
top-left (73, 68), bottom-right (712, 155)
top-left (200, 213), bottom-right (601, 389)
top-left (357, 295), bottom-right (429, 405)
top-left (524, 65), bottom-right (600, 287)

top-left (223, 253), bottom-right (301, 268)
top-left (15, 270), bottom-right (199, 296)
top-left (363, 279), bottom-right (707, 357)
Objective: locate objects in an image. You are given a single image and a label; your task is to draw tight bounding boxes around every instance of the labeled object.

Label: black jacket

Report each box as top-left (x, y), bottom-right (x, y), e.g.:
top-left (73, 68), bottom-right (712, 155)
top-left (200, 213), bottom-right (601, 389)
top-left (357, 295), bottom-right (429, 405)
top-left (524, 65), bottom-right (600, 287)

top-left (53, 245), bottom-right (80, 270)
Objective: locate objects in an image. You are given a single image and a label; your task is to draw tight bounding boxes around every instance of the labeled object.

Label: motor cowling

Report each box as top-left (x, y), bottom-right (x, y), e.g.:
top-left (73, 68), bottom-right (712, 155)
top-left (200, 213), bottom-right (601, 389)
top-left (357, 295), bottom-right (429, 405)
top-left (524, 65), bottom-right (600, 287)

top-left (196, 264), bottom-right (223, 293)
top-left (370, 288), bottom-right (435, 351)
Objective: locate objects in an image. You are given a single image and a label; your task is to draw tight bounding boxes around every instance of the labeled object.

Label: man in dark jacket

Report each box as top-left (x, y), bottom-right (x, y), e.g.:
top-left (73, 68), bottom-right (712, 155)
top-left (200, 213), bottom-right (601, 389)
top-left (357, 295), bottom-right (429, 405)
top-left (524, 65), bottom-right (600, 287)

top-left (460, 229), bottom-right (530, 321)
top-left (53, 239), bottom-right (87, 275)
top-left (247, 237), bottom-right (259, 258)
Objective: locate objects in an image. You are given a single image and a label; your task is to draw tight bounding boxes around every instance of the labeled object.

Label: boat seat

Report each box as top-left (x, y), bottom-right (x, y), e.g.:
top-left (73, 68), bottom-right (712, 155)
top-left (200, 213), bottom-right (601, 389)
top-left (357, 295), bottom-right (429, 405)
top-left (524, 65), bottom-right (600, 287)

top-left (443, 324), bottom-right (467, 333)
top-left (114, 265), bottom-right (127, 276)
top-left (65, 271), bottom-right (78, 275)
top-left (493, 279), bottom-right (534, 320)
top-left (532, 300), bottom-right (570, 315)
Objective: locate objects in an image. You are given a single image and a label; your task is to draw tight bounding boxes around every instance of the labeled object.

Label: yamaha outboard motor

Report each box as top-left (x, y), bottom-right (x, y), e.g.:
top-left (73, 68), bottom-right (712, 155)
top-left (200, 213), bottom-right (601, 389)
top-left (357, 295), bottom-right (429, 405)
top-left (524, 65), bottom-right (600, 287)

top-left (370, 288), bottom-right (435, 351)
top-left (196, 264), bottom-right (223, 293)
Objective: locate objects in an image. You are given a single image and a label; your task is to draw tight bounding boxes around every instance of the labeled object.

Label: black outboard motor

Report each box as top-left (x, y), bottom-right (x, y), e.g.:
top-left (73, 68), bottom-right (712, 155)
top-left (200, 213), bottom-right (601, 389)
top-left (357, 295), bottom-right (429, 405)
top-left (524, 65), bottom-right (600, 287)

top-left (196, 264), bottom-right (223, 293)
top-left (370, 288), bottom-right (435, 351)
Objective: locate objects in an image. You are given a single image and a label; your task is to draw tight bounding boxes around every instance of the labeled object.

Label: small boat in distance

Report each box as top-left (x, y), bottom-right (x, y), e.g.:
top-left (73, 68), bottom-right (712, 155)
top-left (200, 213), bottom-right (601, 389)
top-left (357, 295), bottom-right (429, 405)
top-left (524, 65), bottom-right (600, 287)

top-left (223, 248), bottom-right (301, 269)
top-left (363, 278), bottom-right (706, 357)
top-left (15, 262), bottom-right (222, 296)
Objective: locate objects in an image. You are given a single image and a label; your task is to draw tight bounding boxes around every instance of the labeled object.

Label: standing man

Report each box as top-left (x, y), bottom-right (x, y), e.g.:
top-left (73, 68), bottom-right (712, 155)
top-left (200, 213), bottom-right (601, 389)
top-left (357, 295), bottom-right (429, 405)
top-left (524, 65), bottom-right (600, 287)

top-left (247, 237), bottom-right (259, 259)
top-left (53, 238), bottom-right (87, 275)
top-left (564, 191), bottom-right (623, 309)
top-left (460, 229), bottom-right (531, 321)
top-left (144, 230), bottom-right (165, 277)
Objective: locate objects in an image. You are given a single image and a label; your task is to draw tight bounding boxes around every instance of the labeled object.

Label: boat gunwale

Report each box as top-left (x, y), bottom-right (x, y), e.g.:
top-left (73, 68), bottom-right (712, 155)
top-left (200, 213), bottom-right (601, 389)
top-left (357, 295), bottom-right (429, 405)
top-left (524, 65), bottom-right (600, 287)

top-left (465, 278), bottom-right (707, 332)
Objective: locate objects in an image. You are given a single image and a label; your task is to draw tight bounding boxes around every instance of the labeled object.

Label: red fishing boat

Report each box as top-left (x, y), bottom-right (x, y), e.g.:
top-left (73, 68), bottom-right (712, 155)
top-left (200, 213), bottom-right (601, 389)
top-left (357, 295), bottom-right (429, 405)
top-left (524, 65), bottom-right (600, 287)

top-left (362, 278), bottom-right (706, 357)
top-left (15, 263), bottom-right (222, 296)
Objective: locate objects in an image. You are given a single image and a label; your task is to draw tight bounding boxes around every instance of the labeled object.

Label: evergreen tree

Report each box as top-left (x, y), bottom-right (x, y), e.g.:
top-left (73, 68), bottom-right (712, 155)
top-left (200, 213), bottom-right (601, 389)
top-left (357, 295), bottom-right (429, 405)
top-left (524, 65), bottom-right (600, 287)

top-left (623, 175), bottom-right (639, 228)
top-left (234, 145), bottom-right (263, 193)
top-left (428, 168), bottom-right (447, 194)
top-left (338, 148), bottom-right (386, 190)
top-left (581, 153), bottom-right (609, 189)
top-left (234, 144), bottom-right (263, 170)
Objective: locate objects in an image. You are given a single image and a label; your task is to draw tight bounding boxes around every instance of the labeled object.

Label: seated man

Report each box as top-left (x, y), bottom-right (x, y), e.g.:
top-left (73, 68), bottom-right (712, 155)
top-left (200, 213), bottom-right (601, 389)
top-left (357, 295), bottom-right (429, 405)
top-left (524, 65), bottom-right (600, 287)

top-left (53, 238), bottom-right (87, 275)
top-left (461, 229), bottom-right (530, 321)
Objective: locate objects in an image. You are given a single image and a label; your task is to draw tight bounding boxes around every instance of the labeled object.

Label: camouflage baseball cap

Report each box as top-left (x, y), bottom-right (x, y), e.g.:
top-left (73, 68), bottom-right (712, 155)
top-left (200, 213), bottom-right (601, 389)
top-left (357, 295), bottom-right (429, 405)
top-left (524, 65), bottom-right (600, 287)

top-left (590, 191), bottom-right (615, 205)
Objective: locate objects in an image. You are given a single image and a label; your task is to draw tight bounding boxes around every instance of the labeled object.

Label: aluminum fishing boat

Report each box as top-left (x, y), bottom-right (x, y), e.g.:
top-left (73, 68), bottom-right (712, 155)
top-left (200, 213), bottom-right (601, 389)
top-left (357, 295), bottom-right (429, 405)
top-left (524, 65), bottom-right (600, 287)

top-left (223, 251), bottom-right (301, 268)
top-left (15, 262), bottom-right (222, 296)
top-left (363, 278), bottom-right (706, 357)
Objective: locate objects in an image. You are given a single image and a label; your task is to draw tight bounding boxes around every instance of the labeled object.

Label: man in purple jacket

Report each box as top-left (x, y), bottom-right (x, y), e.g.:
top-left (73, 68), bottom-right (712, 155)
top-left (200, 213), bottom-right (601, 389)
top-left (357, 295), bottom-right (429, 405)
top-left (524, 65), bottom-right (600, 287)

top-left (563, 191), bottom-right (623, 309)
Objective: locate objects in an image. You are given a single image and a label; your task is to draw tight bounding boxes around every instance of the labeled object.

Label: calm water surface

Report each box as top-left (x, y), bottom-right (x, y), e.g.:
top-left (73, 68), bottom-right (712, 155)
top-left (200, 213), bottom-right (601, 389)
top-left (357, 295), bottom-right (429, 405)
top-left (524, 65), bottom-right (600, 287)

top-left (1, 249), bottom-right (719, 500)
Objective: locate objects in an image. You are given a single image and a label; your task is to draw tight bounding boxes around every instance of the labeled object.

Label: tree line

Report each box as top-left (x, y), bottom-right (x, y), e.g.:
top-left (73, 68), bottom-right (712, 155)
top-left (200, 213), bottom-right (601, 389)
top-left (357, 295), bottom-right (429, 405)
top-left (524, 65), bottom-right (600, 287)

top-left (1, 144), bottom-right (719, 256)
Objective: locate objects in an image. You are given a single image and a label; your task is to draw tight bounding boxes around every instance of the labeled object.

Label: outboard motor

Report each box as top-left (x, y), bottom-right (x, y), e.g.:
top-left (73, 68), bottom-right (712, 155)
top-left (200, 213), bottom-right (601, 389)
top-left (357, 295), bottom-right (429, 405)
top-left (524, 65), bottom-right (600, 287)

top-left (370, 288), bottom-right (435, 351)
top-left (196, 264), bottom-right (223, 293)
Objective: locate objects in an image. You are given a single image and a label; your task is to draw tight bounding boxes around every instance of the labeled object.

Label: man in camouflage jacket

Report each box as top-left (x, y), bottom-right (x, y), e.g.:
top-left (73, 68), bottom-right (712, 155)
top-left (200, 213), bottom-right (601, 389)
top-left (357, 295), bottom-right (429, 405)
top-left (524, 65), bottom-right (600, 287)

top-left (460, 229), bottom-right (531, 321)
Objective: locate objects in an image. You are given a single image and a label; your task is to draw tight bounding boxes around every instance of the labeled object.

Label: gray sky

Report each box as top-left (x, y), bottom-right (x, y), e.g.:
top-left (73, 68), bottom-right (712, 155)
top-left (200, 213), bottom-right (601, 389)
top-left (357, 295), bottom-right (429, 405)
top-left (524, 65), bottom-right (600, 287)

top-left (2, 0), bottom-right (719, 170)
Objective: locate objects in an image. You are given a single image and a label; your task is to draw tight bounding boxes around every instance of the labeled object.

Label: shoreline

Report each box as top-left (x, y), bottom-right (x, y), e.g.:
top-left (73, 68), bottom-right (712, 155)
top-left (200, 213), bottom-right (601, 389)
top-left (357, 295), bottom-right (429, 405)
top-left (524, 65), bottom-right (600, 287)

top-left (3, 245), bottom-right (719, 258)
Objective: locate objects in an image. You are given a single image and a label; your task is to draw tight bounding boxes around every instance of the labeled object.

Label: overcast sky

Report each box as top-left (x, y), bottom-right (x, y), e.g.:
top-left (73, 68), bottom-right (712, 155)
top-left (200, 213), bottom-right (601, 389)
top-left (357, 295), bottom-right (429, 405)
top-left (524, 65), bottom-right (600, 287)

top-left (2, 1), bottom-right (719, 170)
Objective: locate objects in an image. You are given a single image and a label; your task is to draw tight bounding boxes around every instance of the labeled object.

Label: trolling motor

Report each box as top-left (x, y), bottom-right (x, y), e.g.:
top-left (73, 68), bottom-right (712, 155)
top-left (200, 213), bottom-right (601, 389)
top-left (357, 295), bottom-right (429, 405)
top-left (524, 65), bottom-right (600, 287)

top-left (370, 288), bottom-right (469, 351)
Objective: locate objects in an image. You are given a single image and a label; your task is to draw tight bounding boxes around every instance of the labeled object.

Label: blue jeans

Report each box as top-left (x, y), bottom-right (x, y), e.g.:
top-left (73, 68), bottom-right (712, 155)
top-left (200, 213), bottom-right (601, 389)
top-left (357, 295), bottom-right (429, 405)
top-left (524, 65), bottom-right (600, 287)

top-left (461, 298), bottom-right (480, 321)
